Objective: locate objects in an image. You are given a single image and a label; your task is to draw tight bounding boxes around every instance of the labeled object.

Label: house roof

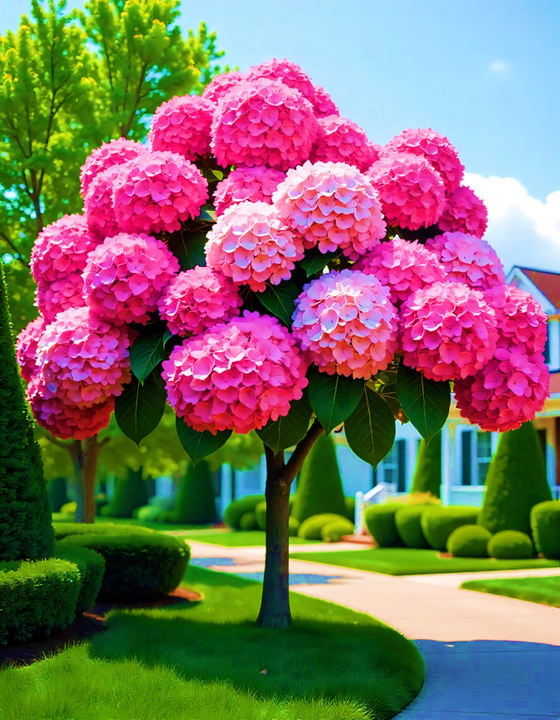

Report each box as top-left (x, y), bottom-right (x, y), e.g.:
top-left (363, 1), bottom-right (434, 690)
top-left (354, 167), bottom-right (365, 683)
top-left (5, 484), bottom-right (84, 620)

top-left (512, 267), bottom-right (560, 311)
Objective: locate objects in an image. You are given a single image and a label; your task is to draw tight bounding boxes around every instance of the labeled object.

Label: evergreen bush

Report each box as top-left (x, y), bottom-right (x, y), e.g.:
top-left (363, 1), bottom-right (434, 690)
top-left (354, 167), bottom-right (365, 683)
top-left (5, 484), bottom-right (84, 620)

top-left (344, 496), bottom-right (356, 522)
top-left (224, 495), bottom-right (265, 529)
top-left (298, 513), bottom-right (349, 540)
top-left (255, 501), bottom-right (267, 531)
top-left (364, 504), bottom-right (403, 547)
top-left (288, 516), bottom-right (300, 537)
top-left (100, 467), bottom-right (149, 518)
top-left (488, 530), bottom-right (534, 559)
top-left (421, 506), bottom-right (480, 551)
top-left (321, 518), bottom-right (355, 542)
top-left (239, 511), bottom-right (258, 530)
top-left (52, 543), bottom-right (106, 614)
top-left (47, 476), bottom-right (69, 513)
top-left (167, 460), bottom-right (217, 524)
top-left (410, 433), bottom-right (441, 497)
top-left (530, 501), bottom-right (560, 559)
top-left (446, 524), bottom-right (491, 557)
top-left (395, 506), bottom-right (430, 549)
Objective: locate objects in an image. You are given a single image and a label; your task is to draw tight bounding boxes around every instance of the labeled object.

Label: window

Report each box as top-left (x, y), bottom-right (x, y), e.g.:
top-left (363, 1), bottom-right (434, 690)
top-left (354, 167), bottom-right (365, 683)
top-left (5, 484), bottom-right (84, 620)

top-left (476, 432), bottom-right (492, 485)
top-left (461, 429), bottom-right (493, 485)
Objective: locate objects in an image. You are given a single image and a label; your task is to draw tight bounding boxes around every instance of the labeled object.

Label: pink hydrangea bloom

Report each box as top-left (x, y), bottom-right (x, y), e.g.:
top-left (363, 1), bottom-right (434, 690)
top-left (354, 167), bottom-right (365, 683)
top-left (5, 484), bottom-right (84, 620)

top-left (202, 71), bottom-right (246, 104)
top-left (148, 94), bottom-right (215, 160)
top-left (382, 128), bottom-right (464, 194)
top-left (84, 164), bottom-right (124, 241)
top-left (310, 116), bottom-right (380, 172)
top-left (484, 284), bottom-right (548, 355)
top-left (80, 138), bottom-right (146, 197)
top-left (211, 78), bottom-right (319, 171)
top-left (425, 231), bottom-right (505, 290)
top-left (400, 281), bottom-right (498, 381)
top-left (354, 236), bottom-right (446, 307)
top-left (313, 85), bottom-right (339, 117)
top-left (35, 275), bottom-right (87, 323)
top-left (27, 372), bottom-right (114, 440)
top-left (367, 153), bottom-right (446, 231)
top-left (157, 266), bottom-right (242, 337)
top-left (454, 349), bottom-right (549, 432)
top-left (35, 306), bottom-right (132, 408)
top-left (213, 166), bottom-right (286, 216)
top-left (113, 150), bottom-right (208, 234)
top-left (273, 160), bottom-right (386, 261)
top-left (292, 269), bottom-right (399, 379)
top-left (16, 316), bottom-right (46, 382)
top-left (162, 310), bottom-right (309, 434)
top-left (438, 185), bottom-right (488, 238)
top-left (205, 201), bottom-right (305, 292)
top-left (83, 232), bottom-right (180, 326)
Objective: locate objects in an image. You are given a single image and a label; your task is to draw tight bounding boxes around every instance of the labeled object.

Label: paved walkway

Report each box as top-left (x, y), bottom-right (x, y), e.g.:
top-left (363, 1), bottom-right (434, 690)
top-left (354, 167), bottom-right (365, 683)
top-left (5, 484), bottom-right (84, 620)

top-left (182, 538), bottom-right (560, 719)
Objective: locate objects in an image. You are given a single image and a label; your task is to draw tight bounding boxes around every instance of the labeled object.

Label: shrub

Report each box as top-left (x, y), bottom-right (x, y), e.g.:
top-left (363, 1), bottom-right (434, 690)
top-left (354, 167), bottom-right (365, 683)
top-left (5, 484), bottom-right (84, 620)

top-left (58, 527), bottom-right (190, 600)
top-left (47, 476), bottom-right (69, 513)
top-left (321, 518), bottom-right (355, 543)
top-left (239, 511), bottom-right (257, 530)
top-left (255, 501), bottom-right (267, 531)
top-left (53, 521), bottom-right (155, 540)
top-left (148, 495), bottom-right (176, 511)
top-left (224, 495), bottom-right (265, 529)
top-left (52, 542), bottom-right (106, 614)
top-left (447, 524), bottom-right (491, 557)
top-left (100, 467), bottom-right (149, 518)
top-left (288, 516), bottom-right (300, 537)
top-left (132, 505), bottom-right (167, 522)
top-left (168, 460), bottom-right (217, 524)
top-left (60, 501), bottom-right (77, 517)
top-left (531, 501), bottom-right (560, 559)
top-left (488, 530), bottom-right (534, 559)
top-left (421, 506), bottom-right (480, 551)
top-left (411, 432), bottom-right (441, 497)
top-left (95, 492), bottom-right (109, 513)
top-left (344, 496), bottom-right (356, 522)
top-left (298, 513), bottom-right (349, 540)
top-left (364, 504), bottom-right (403, 547)
top-left (395, 506), bottom-right (429, 549)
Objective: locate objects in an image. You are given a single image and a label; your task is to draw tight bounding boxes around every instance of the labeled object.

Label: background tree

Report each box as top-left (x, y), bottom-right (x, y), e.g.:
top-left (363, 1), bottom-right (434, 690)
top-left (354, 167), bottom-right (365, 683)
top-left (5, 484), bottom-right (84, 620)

top-left (410, 431), bottom-right (441, 498)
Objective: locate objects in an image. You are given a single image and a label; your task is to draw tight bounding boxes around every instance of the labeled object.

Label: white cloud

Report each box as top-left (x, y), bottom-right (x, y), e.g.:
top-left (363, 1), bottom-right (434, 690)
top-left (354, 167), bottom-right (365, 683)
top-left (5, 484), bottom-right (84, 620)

top-left (489, 59), bottom-right (509, 73)
top-left (463, 173), bottom-right (560, 274)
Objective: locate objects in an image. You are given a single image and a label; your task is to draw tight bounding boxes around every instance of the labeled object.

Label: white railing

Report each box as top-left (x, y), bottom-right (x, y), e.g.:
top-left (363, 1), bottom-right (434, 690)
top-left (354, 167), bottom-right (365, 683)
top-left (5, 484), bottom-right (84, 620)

top-left (355, 482), bottom-right (397, 535)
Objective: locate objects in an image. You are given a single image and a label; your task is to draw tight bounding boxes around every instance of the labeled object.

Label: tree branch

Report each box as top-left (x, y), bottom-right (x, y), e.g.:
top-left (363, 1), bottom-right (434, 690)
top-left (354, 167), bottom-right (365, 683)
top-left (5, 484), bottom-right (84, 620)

top-left (0, 231), bottom-right (30, 268)
top-left (281, 419), bottom-right (324, 486)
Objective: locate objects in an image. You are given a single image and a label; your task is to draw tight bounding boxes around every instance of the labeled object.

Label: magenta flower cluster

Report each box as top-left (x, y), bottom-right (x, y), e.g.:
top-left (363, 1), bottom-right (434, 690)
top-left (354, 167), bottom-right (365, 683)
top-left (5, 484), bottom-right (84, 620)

top-left (148, 95), bottom-right (215, 160)
top-left (80, 138), bottom-right (146, 197)
top-left (437, 185), bottom-right (488, 238)
top-left (84, 165), bottom-right (125, 241)
top-left (311, 116), bottom-right (380, 172)
top-left (213, 167), bottom-right (286, 216)
top-left (16, 317), bottom-right (46, 382)
top-left (484, 285), bottom-right (548, 354)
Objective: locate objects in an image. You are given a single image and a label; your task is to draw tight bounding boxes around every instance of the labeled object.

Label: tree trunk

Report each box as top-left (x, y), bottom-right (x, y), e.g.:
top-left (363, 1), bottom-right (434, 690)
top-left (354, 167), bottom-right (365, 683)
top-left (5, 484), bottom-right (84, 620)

top-left (69, 434), bottom-right (106, 523)
top-left (70, 440), bottom-right (86, 523)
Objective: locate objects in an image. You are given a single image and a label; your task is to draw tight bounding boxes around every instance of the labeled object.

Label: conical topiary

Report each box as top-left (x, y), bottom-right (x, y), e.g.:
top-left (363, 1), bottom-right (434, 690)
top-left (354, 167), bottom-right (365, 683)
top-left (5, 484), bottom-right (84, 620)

top-left (99, 467), bottom-right (149, 518)
top-left (291, 432), bottom-right (347, 524)
top-left (47, 476), bottom-right (69, 513)
top-left (0, 260), bottom-right (54, 561)
top-left (168, 460), bottom-right (217, 524)
top-left (410, 432), bottom-right (441, 498)
top-left (478, 422), bottom-right (552, 537)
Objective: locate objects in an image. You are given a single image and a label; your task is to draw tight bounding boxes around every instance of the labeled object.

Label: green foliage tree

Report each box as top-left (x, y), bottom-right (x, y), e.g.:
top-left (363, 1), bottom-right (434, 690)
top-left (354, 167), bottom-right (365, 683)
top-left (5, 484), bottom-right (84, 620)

top-left (410, 431), bottom-right (441, 498)
top-left (168, 460), bottom-right (217, 524)
top-left (0, 260), bottom-right (54, 561)
top-left (100, 466), bottom-right (149, 517)
top-left (478, 422), bottom-right (552, 537)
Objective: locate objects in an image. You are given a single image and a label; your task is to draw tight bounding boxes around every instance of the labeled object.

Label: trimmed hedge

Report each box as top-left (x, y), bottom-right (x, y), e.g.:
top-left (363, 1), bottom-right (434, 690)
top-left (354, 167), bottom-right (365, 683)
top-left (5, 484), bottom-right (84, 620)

top-left (60, 501), bottom-right (77, 517)
top-left (298, 514), bottom-right (349, 540)
top-left (239, 511), bottom-right (257, 530)
top-left (100, 468), bottom-right (149, 519)
top-left (147, 495), bottom-right (176, 511)
top-left (344, 496), bottom-right (356, 523)
top-left (447, 525), bottom-right (491, 558)
top-left (0, 558), bottom-right (80, 644)
top-left (421, 506), bottom-right (480, 551)
top-left (321, 518), bottom-right (355, 543)
top-left (364, 504), bottom-right (403, 547)
top-left (255, 501), bottom-right (267, 531)
top-left (132, 505), bottom-right (167, 522)
top-left (168, 460), bottom-right (217, 525)
top-left (488, 530), bottom-right (534, 559)
top-left (395, 506), bottom-right (429, 549)
top-left (410, 433), bottom-right (441, 498)
top-left (52, 543), bottom-right (106, 615)
top-left (288, 516), bottom-right (300, 537)
top-left (224, 495), bottom-right (265, 530)
top-left (531, 501), bottom-right (560, 559)
top-left (53, 522), bottom-right (155, 540)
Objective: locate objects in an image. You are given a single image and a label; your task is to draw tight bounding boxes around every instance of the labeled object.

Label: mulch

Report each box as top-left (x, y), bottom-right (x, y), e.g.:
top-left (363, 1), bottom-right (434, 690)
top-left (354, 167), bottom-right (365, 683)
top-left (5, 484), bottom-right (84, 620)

top-left (0, 587), bottom-right (202, 670)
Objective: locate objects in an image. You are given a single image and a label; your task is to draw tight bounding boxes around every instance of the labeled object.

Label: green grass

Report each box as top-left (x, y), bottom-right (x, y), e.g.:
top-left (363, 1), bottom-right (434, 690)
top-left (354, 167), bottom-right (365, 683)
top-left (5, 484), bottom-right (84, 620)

top-left (290, 547), bottom-right (560, 575)
top-left (51, 513), bottom-right (214, 534)
top-left (0, 566), bottom-right (425, 720)
top-left (461, 574), bottom-right (560, 608)
top-left (178, 529), bottom-right (320, 546)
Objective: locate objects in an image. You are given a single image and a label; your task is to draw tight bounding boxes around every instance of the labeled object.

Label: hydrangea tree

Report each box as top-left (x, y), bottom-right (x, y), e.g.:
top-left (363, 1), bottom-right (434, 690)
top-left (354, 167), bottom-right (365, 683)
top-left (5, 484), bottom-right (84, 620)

top-left (17, 58), bottom-right (550, 628)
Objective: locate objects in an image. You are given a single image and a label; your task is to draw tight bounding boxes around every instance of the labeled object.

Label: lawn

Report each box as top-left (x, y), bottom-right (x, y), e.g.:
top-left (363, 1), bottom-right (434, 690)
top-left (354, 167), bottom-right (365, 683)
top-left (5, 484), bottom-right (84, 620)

top-left (0, 565), bottom-right (425, 720)
top-left (289, 547), bottom-right (560, 575)
top-left (461, 575), bottom-right (560, 608)
top-left (51, 513), bottom-right (215, 534)
top-left (178, 529), bottom-right (320, 546)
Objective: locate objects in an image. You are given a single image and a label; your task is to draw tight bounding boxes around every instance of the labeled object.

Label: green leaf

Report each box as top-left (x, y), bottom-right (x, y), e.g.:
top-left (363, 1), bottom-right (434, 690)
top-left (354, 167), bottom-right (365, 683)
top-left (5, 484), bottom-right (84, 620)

top-left (162, 327), bottom-right (174, 346)
top-left (258, 279), bottom-right (300, 326)
top-left (175, 416), bottom-right (232, 465)
top-left (396, 363), bottom-right (451, 442)
top-left (256, 392), bottom-right (313, 453)
top-left (130, 325), bottom-right (167, 384)
top-left (166, 229), bottom-right (207, 270)
top-left (197, 203), bottom-right (216, 222)
top-left (114, 369), bottom-right (167, 445)
top-left (299, 247), bottom-right (341, 277)
top-left (307, 367), bottom-right (365, 435)
top-left (345, 387), bottom-right (396, 468)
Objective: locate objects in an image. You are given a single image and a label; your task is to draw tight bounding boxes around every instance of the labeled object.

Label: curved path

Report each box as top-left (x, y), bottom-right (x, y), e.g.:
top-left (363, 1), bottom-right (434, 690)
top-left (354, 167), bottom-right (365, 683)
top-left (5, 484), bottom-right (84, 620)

top-left (180, 537), bottom-right (560, 719)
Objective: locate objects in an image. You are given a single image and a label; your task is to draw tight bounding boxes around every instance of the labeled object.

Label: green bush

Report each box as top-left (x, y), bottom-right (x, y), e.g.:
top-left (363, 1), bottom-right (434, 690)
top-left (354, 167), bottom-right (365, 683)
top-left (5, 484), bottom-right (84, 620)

top-left (531, 501), bottom-right (560, 559)
top-left (52, 543), bottom-right (106, 614)
top-left (60, 501), bottom-right (77, 517)
top-left (100, 468), bottom-right (149, 518)
top-left (447, 525), bottom-right (491, 558)
top-left (58, 528), bottom-right (190, 600)
top-left (421, 506), bottom-right (480, 551)
top-left (239, 511), bottom-right (257, 530)
top-left (395, 506), bottom-right (429, 549)
top-left (298, 513), bottom-right (349, 541)
top-left (255, 501), bottom-right (267, 531)
top-left (147, 495), bottom-right (176, 511)
top-left (94, 492), bottom-right (109, 513)
top-left (288, 516), bottom-right (300, 537)
top-left (224, 495), bottom-right (265, 530)
top-left (47, 476), bottom-right (69, 513)
top-left (344, 496), bottom-right (356, 522)
top-left (364, 504), bottom-right (403, 547)
top-left (168, 460), bottom-right (217, 525)
top-left (321, 518), bottom-right (355, 543)
top-left (488, 530), bottom-right (534, 559)
top-left (0, 558), bottom-right (80, 644)
top-left (53, 522), bottom-right (155, 540)
top-left (410, 432), bottom-right (441, 497)
top-left (132, 505), bottom-right (167, 522)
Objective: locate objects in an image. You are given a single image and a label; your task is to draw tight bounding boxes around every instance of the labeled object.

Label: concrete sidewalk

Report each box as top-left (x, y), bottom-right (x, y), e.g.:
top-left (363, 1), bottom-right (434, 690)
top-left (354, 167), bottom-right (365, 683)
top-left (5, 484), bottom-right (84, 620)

top-left (183, 538), bottom-right (560, 719)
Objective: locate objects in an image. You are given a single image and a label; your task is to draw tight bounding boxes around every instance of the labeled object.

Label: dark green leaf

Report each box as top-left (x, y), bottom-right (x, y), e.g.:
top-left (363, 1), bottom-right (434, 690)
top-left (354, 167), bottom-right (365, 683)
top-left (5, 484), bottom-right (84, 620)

top-left (258, 279), bottom-right (300, 326)
top-left (166, 229), bottom-right (207, 271)
top-left (396, 363), bottom-right (451, 442)
top-left (197, 203), bottom-right (216, 222)
top-left (299, 247), bottom-right (341, 277)
top-left (162, 327), bottom-right (174, 346)
top-left (114, 369), bottom-right (167, 445)
top-left (175, 416), bottom-right (232, 465)
top-left (345, 387), bottom-right (396, 468)
top-left (256, 392), bottom-right (313, 453)
top-left (130, 325), bottom-right (166, 384)
top-left (307, 367), bottom-right (365, 435)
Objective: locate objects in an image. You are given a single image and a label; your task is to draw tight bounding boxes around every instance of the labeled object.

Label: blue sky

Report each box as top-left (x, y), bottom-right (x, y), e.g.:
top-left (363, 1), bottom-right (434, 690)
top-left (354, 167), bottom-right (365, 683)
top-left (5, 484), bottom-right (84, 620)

top-left (1, 0), bottom-right (559, 272)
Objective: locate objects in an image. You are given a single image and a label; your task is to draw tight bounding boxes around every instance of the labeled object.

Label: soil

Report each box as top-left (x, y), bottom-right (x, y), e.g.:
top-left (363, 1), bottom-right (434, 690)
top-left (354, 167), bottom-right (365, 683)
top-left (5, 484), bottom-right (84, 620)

top-left (0, 586), bottom-right (202, 670)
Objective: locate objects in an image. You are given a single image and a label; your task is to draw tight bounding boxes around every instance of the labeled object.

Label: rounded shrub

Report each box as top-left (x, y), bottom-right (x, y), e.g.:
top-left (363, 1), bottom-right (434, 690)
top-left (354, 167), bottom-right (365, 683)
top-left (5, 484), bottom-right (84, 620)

top-left (132, 505), bottom-right (167, 522)
top-left (168, 460), bottom-right (217, 524)
top-left (53, 522), bottom-right (155, 541)
top-left (224, 494), bottom-right (265, 529)
top-left (147, 495), bottom-right (176, 511)
top-left (364, 504), bottom-right (403, 547)
top-left (288, 516), bottom-right (300, 537)
top-left (255, 501), bottom-right (267, 531)
top-left (420, 506), bottom-right (480, 551)
top-left (60, 500), bottom-right (77, 517)
top-left (446, 525), bottom-right (491, 558)
top-left (239, 511), bottom-right (258, 530)
top-left (52, 542), bottom-right (106, 614)
top-left (395, 506), bottom-right (429, 549)
top-left (531, 501), bottom-right (560, 559)
top-left (488, 530), bottom-right (534, 559)
top-left (344, 496), bottom-right (356, 523)
top-left (298, 513), bottom-right (349, 540)
top-left (321, 518), bottom-right (355, 543)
